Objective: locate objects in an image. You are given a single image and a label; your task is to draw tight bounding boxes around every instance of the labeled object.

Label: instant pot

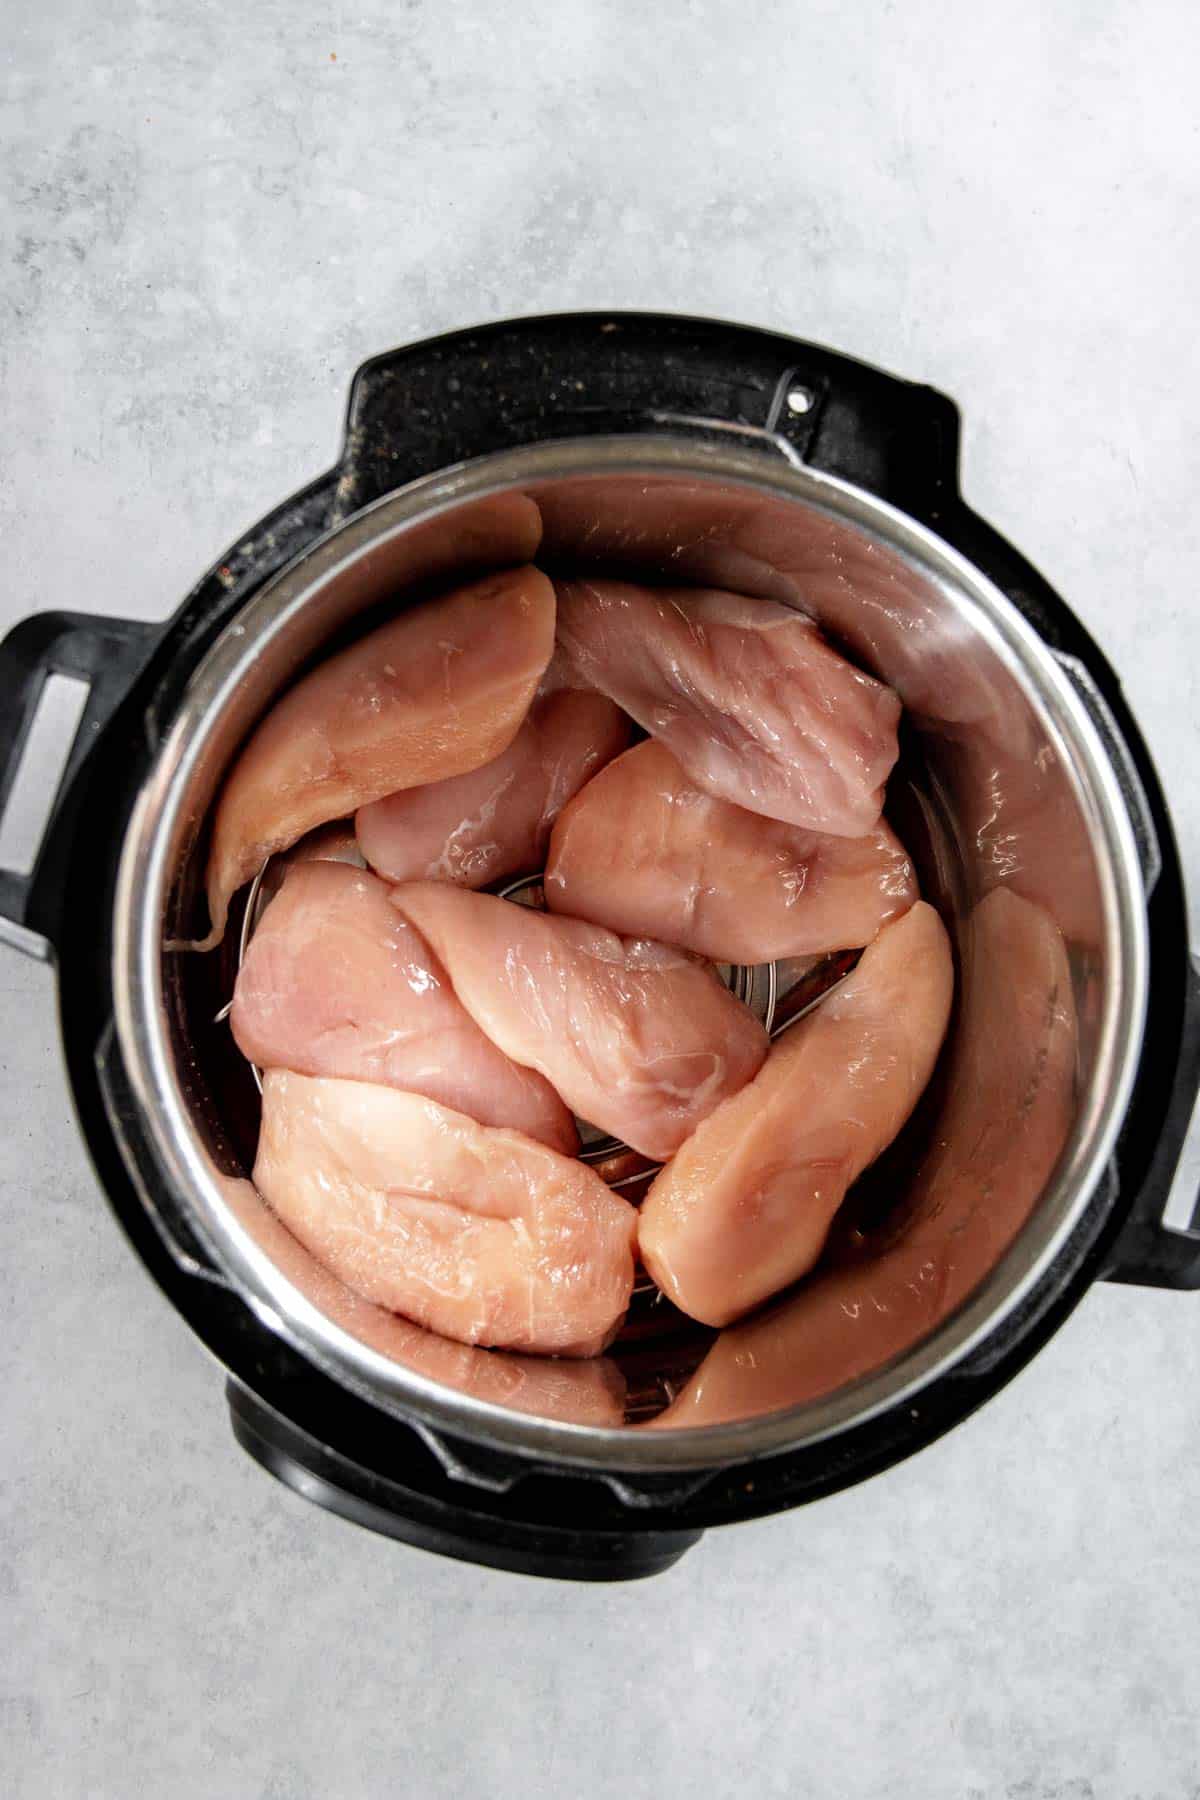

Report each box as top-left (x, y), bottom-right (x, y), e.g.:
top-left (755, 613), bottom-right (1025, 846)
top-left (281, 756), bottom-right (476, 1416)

top-left (3, 313), bottom-right (1197, 1581)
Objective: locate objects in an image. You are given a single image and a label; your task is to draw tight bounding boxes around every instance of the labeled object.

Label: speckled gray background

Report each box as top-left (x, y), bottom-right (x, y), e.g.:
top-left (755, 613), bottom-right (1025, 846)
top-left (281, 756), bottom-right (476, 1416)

top-left (3, 4), bottom-right (1199, 1796)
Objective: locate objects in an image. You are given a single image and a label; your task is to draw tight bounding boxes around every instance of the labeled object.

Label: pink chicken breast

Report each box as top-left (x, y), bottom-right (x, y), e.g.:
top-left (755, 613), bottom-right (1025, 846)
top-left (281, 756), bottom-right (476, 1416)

top-left (638, 901), bottom-right (954, 1327)
top-left (253, 1072), bottom-right (637, 1356)
top-left (231, 860), bottom-right (576, 1153)
top-left (853, 885), bottom-right (1079, 1264)
top-left (549, 578), bottom-right (900, 836)
top-left (218, 1176), bottom-right (627, 1424)
top-left (545, 738), bottom-right (916, 963)
top-left (200, 558), bottom-right (555, 946)
top-left (389, 882), bottom-right (769, 1161)
top-left (535, 476), bottom-right (1010, 729)
top-left (357, 689), bottom-right (629, 889)
top-left (652, 886), bottom-right (1077, 1426)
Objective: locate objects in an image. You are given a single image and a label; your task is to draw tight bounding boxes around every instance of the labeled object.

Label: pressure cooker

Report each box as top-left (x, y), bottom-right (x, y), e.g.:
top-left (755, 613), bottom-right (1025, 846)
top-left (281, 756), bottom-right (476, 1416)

top-left (2, 313), bottom-right (1196, 1581)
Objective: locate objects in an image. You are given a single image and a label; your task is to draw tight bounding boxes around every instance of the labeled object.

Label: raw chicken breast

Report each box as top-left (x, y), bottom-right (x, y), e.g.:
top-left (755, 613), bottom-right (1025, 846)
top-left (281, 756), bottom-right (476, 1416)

top-left (545, 739), bottom-right (917, 963)
top-left (550, 578), bottom-right (901, 835)
top-left (652, 887), bottom-right (1076, 1427)
top-left (536, 476), bottom-right (1009, 729)
top-left (390, 882), bottom-right (769, 1161)
top-left (852, 886), bottom-right (1078, 1262)
top-left (218, 1175), bottom-right (626, 1421)
top-left (253, 1071), bottom-right (637, 1356)
top-left (647, 1242), bottom-right (945, 1429)
top-left (231, 861), bottom-right (577, 1153)
top-left (357, 690), bottom-right (629, 889)
top-left (200, 559), bottom-right (555, 946)
top-left (638, 901), bottom-right (954, 1327)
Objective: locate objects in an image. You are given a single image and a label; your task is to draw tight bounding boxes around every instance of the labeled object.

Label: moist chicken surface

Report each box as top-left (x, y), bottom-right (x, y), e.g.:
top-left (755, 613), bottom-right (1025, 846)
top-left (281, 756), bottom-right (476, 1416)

top-left (254, 1071), bottom-right (637, 1357)
top-left (357, 688), bottom-right (629, 890)
top-left (545, 737), bottom-right (916, 962)
top-left (231, 861), bottom-right (577, 1153)
top-left (638, 902), bottom-right (954, 1327)
top-left (549, 578), bottom-right (901, 836)
top-left (390, 881), bottom-right (770, 1161)
top-left (202, 556), bottom-right (554, 945)
top-left (652, 888), bottom-right (1075, 1425)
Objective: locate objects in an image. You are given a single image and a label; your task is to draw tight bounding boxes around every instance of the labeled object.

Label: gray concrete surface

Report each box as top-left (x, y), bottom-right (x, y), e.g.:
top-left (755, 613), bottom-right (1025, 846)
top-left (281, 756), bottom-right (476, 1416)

top-left (3, 3), bottom-right (1199, 1796)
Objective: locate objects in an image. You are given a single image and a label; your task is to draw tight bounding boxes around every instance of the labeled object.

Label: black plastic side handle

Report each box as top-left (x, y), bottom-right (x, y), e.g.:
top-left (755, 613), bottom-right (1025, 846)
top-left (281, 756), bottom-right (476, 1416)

top-left (1104, 954), bottom-right (1200, 1290)
top-left (334, 310), bottom-right (962, 522)
top-left (0, 611), bottom-right (158, 958)
top-left (227, 1381), bottom-right (702, 1583)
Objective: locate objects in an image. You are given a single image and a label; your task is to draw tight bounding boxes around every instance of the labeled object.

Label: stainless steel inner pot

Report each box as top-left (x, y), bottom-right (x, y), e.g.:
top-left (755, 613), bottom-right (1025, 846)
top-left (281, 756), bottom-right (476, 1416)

top-left (110, 435), bottom-right (1149, 1473)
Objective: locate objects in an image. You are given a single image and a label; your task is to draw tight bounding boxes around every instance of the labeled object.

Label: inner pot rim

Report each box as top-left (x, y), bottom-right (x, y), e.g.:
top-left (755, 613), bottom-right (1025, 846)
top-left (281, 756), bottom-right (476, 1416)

top-left (111, 434), bottom-right (1149, 1474)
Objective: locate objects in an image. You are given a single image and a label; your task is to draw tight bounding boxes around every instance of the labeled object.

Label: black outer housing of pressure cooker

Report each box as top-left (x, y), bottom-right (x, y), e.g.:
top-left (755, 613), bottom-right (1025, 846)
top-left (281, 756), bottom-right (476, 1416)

top-left (3, 314), bottom-right (1198, 1582)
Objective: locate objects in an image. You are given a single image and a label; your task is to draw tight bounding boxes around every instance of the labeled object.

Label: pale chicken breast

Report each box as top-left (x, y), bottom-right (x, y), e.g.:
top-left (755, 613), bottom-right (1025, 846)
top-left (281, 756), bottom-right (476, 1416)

top-left (253, 1072), bottom-right (637, 1356)
top-left (231, 861), bottom-right (577, 1153)
top-left (199, 558), bottom-right (555, 946)
top-left (549, 578), bottom-right (901, 836)
top-left (357, 690), bottom-right (629, 889)
top-left (651, 887), bottom-right (1077, 1427)
top-left (638, 902), bottom-right (954, 1327)
top-left (218, 1175), bottom-right (626, 1424)
top-left (545, 738), bottom-right (917, 963)
top-left (217, 1175), bottom-right (627, 1421)
top-left (389, 882), bottom-right (769, 1161)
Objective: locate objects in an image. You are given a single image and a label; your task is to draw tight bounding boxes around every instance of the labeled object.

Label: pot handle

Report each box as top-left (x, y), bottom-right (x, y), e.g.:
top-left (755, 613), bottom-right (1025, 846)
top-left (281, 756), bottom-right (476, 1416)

top-left (0, 611), bottom-right (157, 959)
top-left (1104, 952), bottom-right (1200, 1289)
